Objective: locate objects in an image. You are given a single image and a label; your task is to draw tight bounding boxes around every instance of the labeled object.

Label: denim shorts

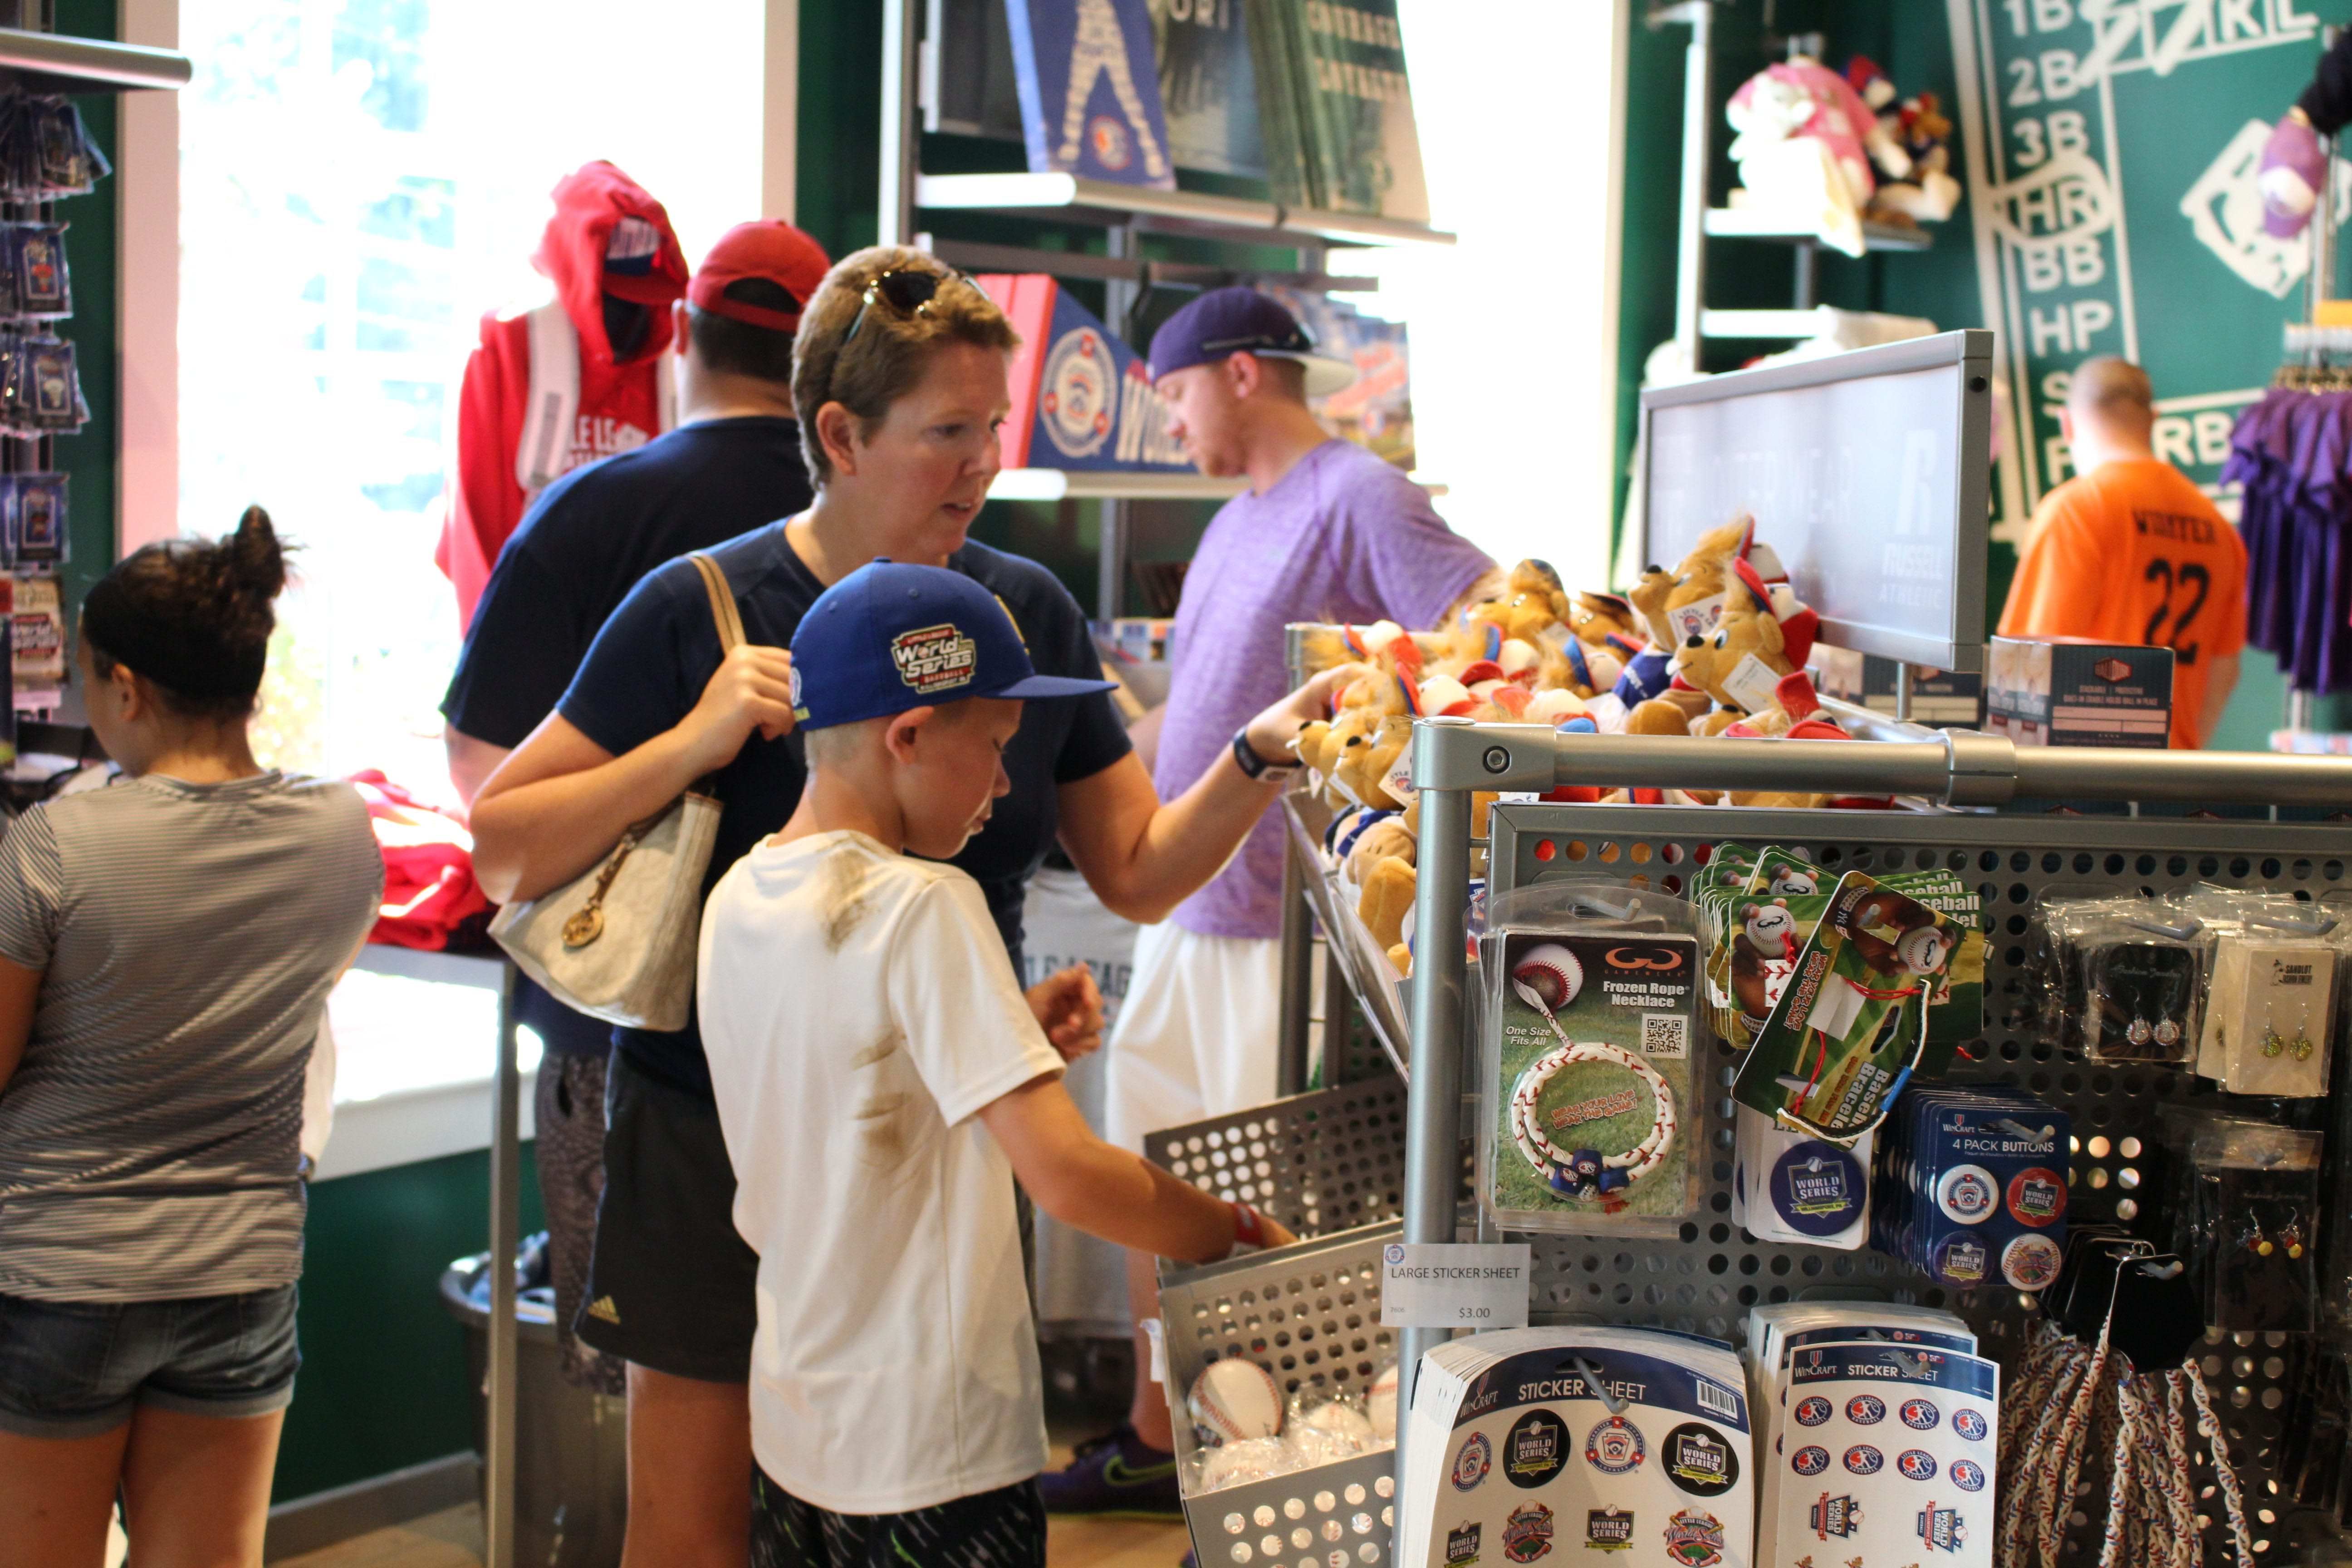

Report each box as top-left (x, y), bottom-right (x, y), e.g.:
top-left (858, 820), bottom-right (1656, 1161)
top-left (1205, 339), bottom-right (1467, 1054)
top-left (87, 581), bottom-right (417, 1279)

top-left (0, 1283), bottom-right (300, 1438)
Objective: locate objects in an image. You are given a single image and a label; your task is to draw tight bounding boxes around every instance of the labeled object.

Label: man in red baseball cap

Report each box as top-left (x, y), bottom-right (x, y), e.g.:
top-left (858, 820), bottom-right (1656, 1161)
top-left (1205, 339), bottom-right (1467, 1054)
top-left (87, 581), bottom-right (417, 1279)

top-left (438, 215), bottom-right (830, 1444)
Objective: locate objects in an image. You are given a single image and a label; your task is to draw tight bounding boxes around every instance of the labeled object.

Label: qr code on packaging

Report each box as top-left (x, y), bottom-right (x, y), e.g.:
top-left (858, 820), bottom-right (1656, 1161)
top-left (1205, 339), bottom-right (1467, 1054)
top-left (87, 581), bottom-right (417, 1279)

top-left (1641, 1013), bottom-right (1688, 1059)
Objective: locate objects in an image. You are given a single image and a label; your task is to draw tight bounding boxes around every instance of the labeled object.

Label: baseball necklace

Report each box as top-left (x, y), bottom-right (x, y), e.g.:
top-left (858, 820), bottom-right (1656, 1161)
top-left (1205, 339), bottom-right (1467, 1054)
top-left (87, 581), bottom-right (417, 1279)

top-left (1509, 975), bottom-right (1676, 1205)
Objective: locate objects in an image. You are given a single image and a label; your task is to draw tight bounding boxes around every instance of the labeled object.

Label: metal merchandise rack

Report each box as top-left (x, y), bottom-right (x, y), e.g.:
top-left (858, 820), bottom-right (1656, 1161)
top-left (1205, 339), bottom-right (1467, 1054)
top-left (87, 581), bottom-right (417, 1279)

top-left (1365, 718), bottom-right (2352, 1568)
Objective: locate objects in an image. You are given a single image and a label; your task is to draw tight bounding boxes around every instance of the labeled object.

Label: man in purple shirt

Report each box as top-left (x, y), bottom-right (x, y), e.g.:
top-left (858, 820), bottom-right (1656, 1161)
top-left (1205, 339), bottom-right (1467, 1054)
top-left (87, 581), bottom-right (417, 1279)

top-left (1045, 289), bottom-right (1496, 1515)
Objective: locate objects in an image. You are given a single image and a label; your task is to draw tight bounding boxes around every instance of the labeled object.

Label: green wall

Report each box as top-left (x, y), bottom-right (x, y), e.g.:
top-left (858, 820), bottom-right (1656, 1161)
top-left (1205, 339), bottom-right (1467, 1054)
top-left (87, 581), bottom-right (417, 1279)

top-left (274, 1148), bottom-right (544, 1503)
top-left (1611, 0), bottom-right (2333, 746)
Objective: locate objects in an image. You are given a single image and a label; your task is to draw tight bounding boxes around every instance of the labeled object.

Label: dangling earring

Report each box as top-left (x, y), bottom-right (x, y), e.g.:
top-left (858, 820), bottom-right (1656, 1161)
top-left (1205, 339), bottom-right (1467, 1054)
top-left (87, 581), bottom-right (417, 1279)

top-left (2128, 1013), bottom-right (2153, 1049)
top-left (2281, 1221), bottom-right (2307, 1261)
top-left (2251, 1218), bottom-right (2275, 1257)
top-left (2294, 1020), bottom-right (2316, 1062)
top-left (2263, 1016), bottom-right (2287, 1058)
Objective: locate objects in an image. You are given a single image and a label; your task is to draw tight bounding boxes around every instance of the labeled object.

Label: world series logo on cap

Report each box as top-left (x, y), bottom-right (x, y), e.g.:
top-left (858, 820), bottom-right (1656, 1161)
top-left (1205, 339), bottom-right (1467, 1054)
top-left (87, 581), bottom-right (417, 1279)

top-left (891, 624), bottom-right (977, 696)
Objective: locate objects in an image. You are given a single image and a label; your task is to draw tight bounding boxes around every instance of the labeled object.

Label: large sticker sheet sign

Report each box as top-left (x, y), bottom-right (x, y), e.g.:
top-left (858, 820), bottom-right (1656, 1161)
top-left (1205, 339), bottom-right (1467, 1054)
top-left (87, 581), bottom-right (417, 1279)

top-left (1945, 0), bottom-right (2346, 541)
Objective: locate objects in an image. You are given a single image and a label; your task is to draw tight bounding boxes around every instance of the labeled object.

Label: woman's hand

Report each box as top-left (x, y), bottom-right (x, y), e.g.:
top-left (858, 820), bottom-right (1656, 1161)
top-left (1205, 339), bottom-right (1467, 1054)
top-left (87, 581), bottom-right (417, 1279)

top-left (1026, 964), bottom-right (1105, 1062)
top-left (676, 645), bottom-right (799, 776)
top-left (1243, 662), bottom-right (1369, 768)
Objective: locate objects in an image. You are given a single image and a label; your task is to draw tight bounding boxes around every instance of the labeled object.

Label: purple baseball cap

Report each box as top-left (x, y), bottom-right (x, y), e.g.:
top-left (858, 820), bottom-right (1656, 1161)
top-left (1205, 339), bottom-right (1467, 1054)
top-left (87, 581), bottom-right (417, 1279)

top-left (1147, 287), bottom-right (1357, 395)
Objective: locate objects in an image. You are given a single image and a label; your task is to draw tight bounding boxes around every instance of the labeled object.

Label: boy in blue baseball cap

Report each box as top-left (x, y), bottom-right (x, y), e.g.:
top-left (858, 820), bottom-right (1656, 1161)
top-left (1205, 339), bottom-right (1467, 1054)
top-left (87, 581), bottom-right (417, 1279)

top-left (696, 560), bottom-right (1294, 1565)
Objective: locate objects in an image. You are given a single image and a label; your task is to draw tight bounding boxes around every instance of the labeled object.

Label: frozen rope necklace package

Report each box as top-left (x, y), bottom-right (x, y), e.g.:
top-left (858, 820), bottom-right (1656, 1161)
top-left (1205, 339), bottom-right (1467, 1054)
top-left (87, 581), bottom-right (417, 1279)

top-left (1508, 1004), bottom-right (1677, 1200)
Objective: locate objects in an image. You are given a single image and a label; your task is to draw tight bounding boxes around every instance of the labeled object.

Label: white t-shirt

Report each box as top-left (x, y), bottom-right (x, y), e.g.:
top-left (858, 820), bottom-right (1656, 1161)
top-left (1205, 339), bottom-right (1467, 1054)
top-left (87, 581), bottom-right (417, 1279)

top-left (699, 829), bottom-right (1067, 1514)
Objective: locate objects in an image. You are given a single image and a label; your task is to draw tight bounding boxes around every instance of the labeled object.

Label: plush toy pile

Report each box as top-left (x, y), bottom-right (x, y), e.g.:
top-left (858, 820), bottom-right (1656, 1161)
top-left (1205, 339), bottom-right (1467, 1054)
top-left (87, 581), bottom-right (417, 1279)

top-left (1294, 516), bottom-right (1877, 979)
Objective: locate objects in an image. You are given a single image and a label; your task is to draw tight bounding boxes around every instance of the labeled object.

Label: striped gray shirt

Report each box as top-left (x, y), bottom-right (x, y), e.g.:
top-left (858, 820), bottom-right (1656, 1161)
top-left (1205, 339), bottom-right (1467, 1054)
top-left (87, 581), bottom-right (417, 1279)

top-left (0, 771), bottom-right (382, 1301)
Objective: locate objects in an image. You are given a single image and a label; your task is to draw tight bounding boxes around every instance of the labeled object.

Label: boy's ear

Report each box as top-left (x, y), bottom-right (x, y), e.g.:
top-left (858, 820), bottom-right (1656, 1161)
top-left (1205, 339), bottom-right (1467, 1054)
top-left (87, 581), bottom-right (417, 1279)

top-left (882, 706), bottom-right (938, 763)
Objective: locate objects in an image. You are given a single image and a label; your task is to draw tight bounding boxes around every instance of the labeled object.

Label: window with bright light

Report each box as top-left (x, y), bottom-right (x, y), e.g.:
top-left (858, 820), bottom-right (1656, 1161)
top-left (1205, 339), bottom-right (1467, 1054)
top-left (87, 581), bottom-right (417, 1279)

top-left (177, 0), bottom-right (765, 1104)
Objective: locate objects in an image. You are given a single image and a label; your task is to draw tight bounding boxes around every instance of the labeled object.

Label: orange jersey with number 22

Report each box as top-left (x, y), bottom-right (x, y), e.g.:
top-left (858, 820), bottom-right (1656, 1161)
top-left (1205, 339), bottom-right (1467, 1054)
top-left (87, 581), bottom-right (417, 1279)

top-left (1997, 457), bottom-right (2247, 749)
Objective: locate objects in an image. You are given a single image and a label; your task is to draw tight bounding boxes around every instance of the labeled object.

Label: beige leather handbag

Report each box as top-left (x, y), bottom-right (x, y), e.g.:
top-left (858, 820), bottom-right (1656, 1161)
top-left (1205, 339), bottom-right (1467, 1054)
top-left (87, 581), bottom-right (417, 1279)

top-left (489, 554), bottom-right (745, 1031)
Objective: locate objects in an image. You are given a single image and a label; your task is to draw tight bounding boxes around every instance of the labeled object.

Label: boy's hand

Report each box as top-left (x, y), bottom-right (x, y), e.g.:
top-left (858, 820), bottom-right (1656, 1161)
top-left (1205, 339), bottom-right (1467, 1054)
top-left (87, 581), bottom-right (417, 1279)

top-left (1244, 662), bottom-right (1370, 767)
top-left (1259, 1213), bottom-right (1299, 1249)
top-left (1026, 964), bottom-right (1104, 1062)
top-left (678, 645), bottom-right (798, 774)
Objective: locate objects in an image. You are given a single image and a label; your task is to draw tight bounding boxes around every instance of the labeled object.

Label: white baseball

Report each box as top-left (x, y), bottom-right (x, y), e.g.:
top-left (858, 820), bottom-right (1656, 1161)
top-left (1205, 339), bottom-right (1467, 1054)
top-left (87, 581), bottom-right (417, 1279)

top-left (1290, 1400), bottom-right (1375, 1465)
top-left (1199, 1436), bottom-right (1300, 1493)
top-left (1513, 942), bottom-right (1585, 1011)
top-left (1367, 1364), bottom-right (1400, 1441)
top-left (1189, 1359), bottom-right (1284, 1446)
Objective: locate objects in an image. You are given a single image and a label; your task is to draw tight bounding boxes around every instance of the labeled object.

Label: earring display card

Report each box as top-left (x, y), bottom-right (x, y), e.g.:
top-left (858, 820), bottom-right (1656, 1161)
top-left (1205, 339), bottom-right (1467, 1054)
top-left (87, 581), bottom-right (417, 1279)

top-left (1764, 1341), bottom-right (1999, 1568)
top-left (2202, 937), bottom-right (2337, 1097)
top-left (2168, 1112), bottom-right (2323, 1332)
top-left (1485, 929), bottom-right (1697, 1231)
top-left (2082, 941), bottom-right (2203, 1064)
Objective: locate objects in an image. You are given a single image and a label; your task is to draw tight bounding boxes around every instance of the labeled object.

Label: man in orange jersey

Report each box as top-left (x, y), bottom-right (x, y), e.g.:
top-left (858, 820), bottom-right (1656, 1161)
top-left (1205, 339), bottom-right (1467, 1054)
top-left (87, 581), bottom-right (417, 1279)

top-left (1998, 357), bottom-right (2247, 748)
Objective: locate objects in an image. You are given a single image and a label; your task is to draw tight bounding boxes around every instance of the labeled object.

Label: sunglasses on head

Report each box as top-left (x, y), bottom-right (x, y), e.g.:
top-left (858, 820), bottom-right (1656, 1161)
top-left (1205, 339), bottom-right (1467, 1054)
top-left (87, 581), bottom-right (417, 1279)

top-left (840, 267), bottom-right (982, 347)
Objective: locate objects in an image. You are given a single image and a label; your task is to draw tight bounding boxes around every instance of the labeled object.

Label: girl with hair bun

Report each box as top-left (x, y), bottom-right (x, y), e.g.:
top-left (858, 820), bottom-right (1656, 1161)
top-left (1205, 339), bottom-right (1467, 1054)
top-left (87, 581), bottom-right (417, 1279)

top-left (0, 506), bottom-right (385, 1563)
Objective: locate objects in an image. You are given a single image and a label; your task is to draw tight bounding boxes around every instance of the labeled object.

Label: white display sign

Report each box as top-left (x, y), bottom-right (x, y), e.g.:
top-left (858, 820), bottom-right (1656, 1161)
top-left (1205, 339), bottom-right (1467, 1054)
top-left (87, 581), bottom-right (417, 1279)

top-left (1380, 1242), bottom-right (1533, 1329)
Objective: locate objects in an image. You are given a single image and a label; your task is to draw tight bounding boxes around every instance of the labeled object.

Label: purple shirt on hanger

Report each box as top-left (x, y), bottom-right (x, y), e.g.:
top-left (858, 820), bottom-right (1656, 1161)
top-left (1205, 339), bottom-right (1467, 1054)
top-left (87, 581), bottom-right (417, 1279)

top-left (1153, 438), bottom-right (1494, 941)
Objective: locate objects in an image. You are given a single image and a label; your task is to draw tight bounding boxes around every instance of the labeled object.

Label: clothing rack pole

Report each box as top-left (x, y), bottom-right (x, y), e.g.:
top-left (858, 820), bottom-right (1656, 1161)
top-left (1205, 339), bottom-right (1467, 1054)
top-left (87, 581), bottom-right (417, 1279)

top-left (482, 961), bottom-right (521, 1568)
top-left (2288, 36), bottom-right (2338, 728)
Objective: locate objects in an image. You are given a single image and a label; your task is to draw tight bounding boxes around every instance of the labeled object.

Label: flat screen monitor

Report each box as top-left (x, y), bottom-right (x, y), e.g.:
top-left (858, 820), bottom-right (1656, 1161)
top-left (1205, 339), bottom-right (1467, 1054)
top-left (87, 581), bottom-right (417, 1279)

top-left (1638, 330), bottom-right (1994, 672)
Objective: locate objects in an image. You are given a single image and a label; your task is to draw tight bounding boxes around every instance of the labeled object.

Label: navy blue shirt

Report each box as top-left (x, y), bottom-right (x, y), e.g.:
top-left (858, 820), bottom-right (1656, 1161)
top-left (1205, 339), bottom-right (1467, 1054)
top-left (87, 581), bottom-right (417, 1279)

top-left (441, 416), bottom-right (816, 1058)
top-left (558, 526), bottom-right (1132, 1095)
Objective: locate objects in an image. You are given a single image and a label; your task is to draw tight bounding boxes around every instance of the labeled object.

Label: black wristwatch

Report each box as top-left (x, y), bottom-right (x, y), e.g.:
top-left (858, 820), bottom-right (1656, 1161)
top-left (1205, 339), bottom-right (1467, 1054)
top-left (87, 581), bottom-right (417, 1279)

top-left (1232, 727), bottom-right (1298, 782)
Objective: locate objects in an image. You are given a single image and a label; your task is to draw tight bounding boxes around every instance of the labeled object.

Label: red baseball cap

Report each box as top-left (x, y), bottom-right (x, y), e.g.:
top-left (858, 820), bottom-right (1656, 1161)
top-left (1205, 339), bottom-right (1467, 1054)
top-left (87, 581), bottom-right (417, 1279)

top-left (688, 220), bottom-right (832, 333)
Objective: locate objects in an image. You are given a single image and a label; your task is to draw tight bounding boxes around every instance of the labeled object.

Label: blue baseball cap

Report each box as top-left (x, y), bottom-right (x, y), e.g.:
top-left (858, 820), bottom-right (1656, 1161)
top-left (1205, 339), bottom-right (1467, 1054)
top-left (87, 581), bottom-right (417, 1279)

top-left (1147, 286), bottom-right (1357, 395)
top-left (790, 561), bottom-right (1117, 731)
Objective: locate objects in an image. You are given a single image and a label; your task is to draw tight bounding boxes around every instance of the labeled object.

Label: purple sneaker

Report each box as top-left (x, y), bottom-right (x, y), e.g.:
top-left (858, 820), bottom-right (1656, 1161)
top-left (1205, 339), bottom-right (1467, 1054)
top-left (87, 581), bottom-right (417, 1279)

top-left (1039, 1423), bottom-right (1183, 1517)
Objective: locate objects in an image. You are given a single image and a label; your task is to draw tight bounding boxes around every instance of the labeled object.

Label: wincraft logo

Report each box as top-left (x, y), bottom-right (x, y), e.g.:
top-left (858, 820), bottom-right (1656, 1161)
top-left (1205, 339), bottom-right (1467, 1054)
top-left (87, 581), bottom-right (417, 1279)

top-left (892, 623), bottom-right (978, 696)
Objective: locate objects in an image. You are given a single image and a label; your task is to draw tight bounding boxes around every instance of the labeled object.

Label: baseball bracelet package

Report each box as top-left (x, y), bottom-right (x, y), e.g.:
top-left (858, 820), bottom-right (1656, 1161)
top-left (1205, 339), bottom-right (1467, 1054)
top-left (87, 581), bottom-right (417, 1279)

top-left (1870, 1087), bottom-right (2070, 1293)
top-left (1481, 884), bottom-right (1701, 1236)
top-left (1732, 1106), bottom-right (1871, 1250)
top-left (2028, 894), bottom-right (2210, 1065)
top-left (1741, 1304), bottom-right (1976, 1545)
top-left (1762, 1339), bottom-right (1999, 1568)
top-left (2180, 888), bottom-right (2347, 1098)
top-left (1399, 1326), bottom-right (1754, 1568)
top-left (1731, 873), bottom-right (1976, 1144)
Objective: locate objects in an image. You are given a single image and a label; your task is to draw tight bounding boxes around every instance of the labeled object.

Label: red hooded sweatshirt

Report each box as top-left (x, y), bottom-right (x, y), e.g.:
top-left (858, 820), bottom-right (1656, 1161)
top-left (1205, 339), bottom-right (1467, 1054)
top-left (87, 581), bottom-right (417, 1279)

top-left (436, 162), bottom-right (691, 627)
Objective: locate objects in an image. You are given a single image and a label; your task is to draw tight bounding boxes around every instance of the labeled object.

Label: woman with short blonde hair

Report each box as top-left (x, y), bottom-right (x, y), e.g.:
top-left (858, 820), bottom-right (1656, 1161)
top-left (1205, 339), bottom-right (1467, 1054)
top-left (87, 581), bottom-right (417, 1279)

top-left (468, 245), bottom-right (1346, 1566)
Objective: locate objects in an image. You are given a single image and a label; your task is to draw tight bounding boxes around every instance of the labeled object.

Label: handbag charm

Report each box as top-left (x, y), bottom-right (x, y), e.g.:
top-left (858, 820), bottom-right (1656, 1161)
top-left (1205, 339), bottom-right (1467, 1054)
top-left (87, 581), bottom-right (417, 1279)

top-left (562, 825), bottom-right (648, 948)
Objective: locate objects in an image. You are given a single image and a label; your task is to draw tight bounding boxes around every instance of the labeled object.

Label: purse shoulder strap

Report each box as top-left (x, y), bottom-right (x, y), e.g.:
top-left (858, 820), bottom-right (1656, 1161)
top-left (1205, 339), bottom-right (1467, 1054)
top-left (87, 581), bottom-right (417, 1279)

top-left (690, 552), bottom-right (747, 654)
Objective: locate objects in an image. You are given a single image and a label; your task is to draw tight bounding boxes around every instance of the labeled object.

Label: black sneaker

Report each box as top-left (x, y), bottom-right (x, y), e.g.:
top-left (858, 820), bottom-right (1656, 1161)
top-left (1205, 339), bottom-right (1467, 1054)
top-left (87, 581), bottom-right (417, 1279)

top-left (1039, 1423), bottom-right (1183, 1518)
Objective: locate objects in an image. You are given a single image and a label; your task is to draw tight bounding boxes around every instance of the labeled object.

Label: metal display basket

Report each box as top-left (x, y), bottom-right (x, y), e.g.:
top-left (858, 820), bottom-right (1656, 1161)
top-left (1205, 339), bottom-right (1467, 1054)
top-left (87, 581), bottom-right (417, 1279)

top-left (1144, 1078), bottom-right (1409, 1240)
top-left (1158, 1224), bottom-right (1404, 1568)
top-left (1283, 790), bottom-right (1413, 1076)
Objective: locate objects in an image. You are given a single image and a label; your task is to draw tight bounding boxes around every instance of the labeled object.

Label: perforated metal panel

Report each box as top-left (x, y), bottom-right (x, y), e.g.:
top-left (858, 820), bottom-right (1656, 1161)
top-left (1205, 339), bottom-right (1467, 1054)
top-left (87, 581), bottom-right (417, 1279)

top-left (1161, 1225), bottom-right (1403, 1568)
top-left (1146, 1079), bottom-right (1409, 1239)
top-left (1481, 801), bottom-right (2352, 1568)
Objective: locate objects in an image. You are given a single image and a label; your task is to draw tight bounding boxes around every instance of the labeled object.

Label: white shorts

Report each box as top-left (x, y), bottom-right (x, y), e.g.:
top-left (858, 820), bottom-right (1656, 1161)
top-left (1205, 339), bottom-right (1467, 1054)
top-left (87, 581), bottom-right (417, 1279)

top-left (1102, 922), bottom-right (1282, 1153)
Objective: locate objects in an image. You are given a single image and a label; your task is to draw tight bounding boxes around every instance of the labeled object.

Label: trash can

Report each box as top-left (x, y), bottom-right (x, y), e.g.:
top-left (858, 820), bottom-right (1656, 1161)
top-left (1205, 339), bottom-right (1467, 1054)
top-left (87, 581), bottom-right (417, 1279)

top-left (439, 1239), bottom-right (627, 1567)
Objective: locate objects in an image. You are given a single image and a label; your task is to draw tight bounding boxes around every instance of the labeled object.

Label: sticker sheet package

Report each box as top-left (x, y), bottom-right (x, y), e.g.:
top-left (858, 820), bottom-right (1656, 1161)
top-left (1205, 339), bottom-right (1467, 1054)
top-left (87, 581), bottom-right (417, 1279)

top-left (1400, 1327), bottom-right (1754, 1568)
top-left (1483, 889), bottom-right (1700, 1236)
top-left (1871, 1087), bottom-right (2070, 1293)
top-left (1732, 873), bottom-right (1976, 1143)
top-left (1732, 1107), bottom-right (1871, 1250)
top-left (1762, 1340), bottom-right (1999, 1568)
top-left (1740, 1304), bottom-right (1976, 1545)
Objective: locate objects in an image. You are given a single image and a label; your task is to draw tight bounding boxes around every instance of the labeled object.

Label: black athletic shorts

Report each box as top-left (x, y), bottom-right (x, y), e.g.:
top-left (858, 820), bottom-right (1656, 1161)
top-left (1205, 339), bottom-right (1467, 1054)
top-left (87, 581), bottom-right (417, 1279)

top-left (573, 1050), bottom-right (760, 1383)
top-left (751, 1470), bottom-right (1046, 1568)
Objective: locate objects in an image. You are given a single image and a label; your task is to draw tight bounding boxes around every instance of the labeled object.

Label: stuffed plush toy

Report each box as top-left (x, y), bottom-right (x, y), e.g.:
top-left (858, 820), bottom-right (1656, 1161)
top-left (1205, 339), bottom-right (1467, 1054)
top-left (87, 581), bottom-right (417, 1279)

top-left (1566, 590), bottom-right (1643, 649)
top-left (1845, 55), bottom-right (1960, 224)
top-left (1357, 855), bottom-right (1417, 951)
top-left (1672, 600), bottom-right (1799, 716)
top-left (1628, 515), bottom-right (1751, 650)
top-left (1725, 57), bottom-right (1908, 257)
